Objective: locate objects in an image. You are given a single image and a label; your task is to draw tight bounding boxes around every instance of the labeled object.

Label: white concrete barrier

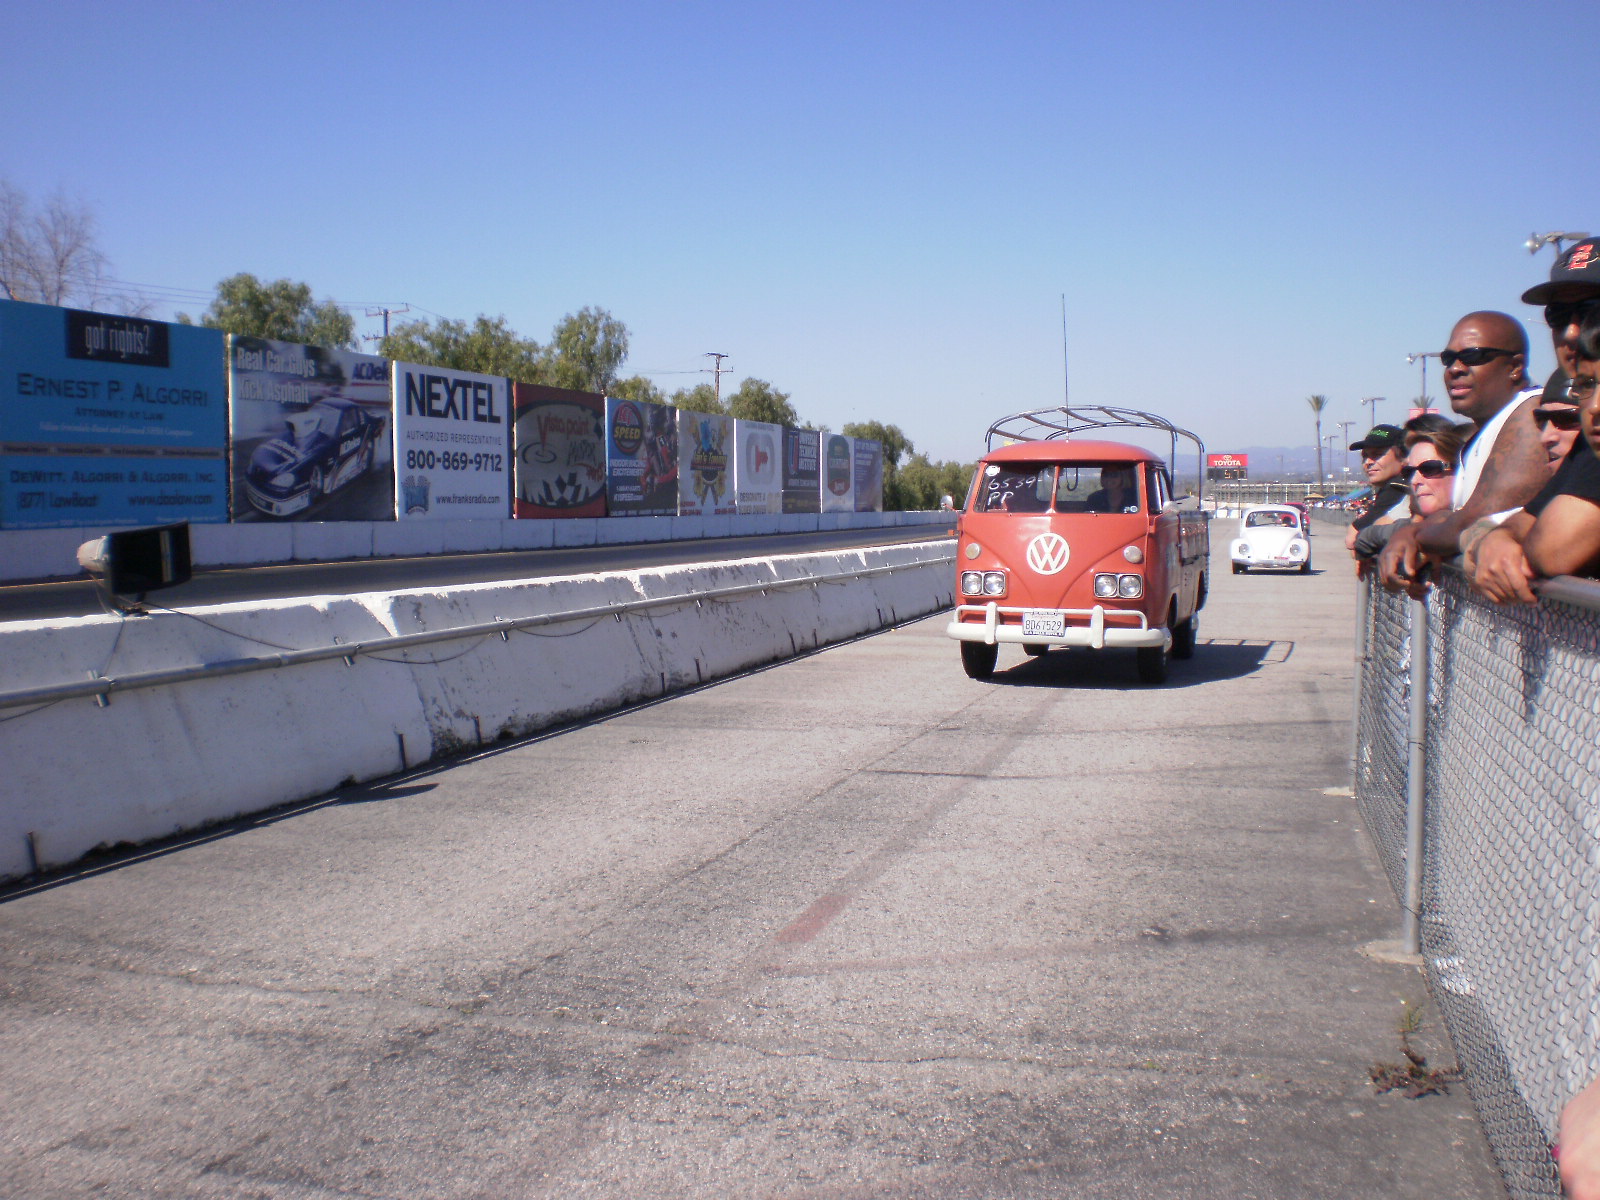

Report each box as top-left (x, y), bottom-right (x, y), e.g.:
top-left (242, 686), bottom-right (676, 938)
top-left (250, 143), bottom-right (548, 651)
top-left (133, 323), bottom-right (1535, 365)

top-left (0, 542), bottom-right (955, 881)
top-left (0, 510), bottom-right (954, 584)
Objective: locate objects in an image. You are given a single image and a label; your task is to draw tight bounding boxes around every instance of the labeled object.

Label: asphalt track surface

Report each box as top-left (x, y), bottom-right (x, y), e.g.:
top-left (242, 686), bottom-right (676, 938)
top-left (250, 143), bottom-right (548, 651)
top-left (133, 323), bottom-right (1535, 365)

top-left (0, 540), bottom-right (1506, 1198)
top-left (0, 525), bottom-right (956, 622)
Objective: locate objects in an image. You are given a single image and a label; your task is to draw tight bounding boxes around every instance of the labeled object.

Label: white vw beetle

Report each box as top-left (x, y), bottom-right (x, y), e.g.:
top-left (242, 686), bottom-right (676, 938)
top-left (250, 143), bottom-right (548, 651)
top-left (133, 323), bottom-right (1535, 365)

top-left (1230, 504), bottom-right (1311, 574)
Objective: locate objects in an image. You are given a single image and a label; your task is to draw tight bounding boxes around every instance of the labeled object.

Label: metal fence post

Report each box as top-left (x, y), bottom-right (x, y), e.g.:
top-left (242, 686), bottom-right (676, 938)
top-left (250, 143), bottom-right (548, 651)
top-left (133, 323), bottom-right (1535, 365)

top-left (1402, 589), bottom-right (1429, 955)
top-left (1352, 571), bottom-right (1370, 778)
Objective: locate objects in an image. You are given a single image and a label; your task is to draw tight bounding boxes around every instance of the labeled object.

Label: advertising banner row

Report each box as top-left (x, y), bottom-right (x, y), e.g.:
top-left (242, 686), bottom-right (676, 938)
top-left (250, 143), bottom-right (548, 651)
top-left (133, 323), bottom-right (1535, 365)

top-left (0, 300), bottom-right (883, 529)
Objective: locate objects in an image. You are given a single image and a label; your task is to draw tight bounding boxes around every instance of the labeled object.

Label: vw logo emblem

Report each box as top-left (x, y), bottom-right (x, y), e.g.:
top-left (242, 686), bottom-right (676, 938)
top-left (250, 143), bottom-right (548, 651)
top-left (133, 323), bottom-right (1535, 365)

top-left (1026, 532), bottom-right (1070, 575)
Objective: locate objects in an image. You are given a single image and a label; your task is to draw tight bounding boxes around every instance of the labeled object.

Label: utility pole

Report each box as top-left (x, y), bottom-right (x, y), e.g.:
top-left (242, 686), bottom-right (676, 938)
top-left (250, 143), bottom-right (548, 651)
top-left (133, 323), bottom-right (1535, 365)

top-left (1361, 396), bottom-right (1384, 430)
top-left (362, 304), bottom-right (410, 346)
top-left (1336, 420), bottom-right (1355, 481)
top-left (703, 352), bottom-right (731, 406)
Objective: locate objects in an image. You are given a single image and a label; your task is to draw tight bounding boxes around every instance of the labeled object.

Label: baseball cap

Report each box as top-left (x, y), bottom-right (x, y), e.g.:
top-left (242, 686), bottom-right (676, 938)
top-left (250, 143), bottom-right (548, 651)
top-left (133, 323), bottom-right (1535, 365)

top-left (1522, 237), bottom-right (1600, 304)
top-left (1349, 424), bottom-right (1404, 452)
top-left (1539, 369), bottom-right (1574, 406)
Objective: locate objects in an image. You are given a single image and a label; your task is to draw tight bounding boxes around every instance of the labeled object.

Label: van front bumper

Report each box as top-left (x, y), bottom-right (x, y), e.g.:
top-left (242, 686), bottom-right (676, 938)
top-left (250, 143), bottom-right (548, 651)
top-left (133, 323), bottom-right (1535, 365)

top-left (945, 602), bottom-right (1168, 649)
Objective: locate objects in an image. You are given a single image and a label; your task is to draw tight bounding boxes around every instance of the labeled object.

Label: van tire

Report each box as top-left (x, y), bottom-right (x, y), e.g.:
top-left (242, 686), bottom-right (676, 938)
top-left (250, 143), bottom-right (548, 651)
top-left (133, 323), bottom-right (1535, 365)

top-left (1136, 643), bottom-right (1169, 685)
top-left (960, 641), bottom-right (998, 680)
top-left (1171, 616), bottom-right (1197, 660)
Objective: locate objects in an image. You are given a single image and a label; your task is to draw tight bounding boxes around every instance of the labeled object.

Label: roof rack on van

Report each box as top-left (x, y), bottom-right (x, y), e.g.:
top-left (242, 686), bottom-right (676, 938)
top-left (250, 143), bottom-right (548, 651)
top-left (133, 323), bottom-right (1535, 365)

top-left (984, 405), bottom-right (1207, 502)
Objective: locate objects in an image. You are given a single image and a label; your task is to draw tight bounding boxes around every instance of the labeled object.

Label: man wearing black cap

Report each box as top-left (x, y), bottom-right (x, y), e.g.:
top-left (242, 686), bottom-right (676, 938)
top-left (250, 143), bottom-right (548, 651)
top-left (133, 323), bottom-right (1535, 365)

top-left (1524, 236), bottom-right (1600, 384)
top-left (1343, 423), bottom-right (1409, 558)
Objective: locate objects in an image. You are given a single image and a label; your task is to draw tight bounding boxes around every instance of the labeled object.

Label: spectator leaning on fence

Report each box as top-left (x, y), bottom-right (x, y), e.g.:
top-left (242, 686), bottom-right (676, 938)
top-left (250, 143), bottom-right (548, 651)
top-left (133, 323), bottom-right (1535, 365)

top-left (1378, 311), bottom-right (1546, 588)
top-left (1351, 417), bottom-right (1472, 561)
top-left (1520, 310), bottom-right (1600, 582)
top-left (1343, 424), bottom-right (1409, 558)
top-left (1467, 322), bottom-right (1600, 602)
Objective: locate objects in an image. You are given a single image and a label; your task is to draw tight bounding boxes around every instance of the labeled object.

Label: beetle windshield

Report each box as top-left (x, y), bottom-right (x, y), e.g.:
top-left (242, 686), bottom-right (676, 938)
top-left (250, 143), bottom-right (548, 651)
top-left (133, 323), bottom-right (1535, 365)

top-left (973, 462), bottom-right (1143, 514)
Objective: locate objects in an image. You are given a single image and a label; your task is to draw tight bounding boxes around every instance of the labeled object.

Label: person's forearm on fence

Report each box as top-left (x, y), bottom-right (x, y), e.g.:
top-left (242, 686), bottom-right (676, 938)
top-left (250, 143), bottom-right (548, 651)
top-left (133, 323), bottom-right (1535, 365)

top-left (1525, 495), bottom-right (1600, 580)
top-left (1466, 512), bottom-right (1538, 604)
top-left (1415, 411), bottom-right (1551, 557)
top-left (1560, 1075), bottom-right (1600, 1200)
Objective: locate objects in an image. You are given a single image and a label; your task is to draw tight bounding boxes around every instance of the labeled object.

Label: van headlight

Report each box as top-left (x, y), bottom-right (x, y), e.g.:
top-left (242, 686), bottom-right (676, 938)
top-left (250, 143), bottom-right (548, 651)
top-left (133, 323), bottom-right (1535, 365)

top-left (1094, 573), bottom-right (1143, 599)
top-left (962, 570), bottom-right (1007, 597)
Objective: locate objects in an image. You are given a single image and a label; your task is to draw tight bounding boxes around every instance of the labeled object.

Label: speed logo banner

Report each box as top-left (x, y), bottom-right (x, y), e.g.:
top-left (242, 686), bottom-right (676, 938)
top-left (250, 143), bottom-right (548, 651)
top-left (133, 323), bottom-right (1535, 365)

top-left (513, 383), bottom-right (606, 518)
top-left (679, 411), bottom-right (736, 516)
top-left (228, 336), bottom-right (394, 521)
top-left (605, 397), bottom-right (678, 516)
top-left (392, 362), bottom-right (510, 519)
top-left (734, 419), bottom-right (782, 514)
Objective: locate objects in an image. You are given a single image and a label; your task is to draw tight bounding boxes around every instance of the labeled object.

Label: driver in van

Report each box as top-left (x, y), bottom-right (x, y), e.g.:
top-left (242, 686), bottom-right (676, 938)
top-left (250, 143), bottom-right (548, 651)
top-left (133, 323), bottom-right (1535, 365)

top-left (1087, 466), bottom-right (1138, 513)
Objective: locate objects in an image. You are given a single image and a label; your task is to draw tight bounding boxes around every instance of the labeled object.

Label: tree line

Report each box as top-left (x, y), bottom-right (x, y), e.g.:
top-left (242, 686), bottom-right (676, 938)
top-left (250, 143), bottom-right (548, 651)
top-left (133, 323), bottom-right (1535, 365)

top-left (0, 178), bottom-right (972, 510)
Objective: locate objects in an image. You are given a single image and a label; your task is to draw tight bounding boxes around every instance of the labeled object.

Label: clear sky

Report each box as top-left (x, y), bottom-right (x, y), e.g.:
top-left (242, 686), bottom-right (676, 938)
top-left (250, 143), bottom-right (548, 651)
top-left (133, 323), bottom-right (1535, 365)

top-left (5, 0), bottom-right (1592, 465)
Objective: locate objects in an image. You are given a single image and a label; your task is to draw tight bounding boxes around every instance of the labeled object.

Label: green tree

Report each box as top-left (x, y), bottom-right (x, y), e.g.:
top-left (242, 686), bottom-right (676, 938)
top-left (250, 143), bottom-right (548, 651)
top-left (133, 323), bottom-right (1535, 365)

top-left (379, 314), bottom-right (543, 379)
top-left (542, 306), bottom-right (629, 393)
top-left (179, 273), bottom-right (356, 349)
top-left (670, 382), bottom-right (725, 415)
top-left (726, 377), bottom-right (800, 426)
top-left (1307, 394), bottom-right (1328, 486)
top-left (607, 374), bottom-right (666, 404)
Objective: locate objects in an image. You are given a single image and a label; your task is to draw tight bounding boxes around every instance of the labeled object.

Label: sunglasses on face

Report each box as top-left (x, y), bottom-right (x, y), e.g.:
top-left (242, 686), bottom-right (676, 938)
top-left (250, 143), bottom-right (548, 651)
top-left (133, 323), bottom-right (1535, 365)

top-left (1545, 300), bottom-right (1600, 330)
top-left (1572, 375), bottom-right (1600, 403)
top-left (1400, 460), bottom-right (1454, 482)
top-left (1439, 347), bottom-right (1517, 368)
top-left (1535, 408), bottom-right (1582, 431)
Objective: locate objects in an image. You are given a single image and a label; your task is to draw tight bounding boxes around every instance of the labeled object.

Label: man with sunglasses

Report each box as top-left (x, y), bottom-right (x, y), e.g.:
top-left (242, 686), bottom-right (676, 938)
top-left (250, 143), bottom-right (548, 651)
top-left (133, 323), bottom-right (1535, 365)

top-left (1379, 312), bottom-right (1546, 589)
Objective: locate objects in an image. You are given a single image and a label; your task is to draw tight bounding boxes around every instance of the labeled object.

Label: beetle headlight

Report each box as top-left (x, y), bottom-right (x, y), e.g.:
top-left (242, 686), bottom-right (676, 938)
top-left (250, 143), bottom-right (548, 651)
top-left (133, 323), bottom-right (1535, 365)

top-left (1289, 541), bottom-right (1306, 557)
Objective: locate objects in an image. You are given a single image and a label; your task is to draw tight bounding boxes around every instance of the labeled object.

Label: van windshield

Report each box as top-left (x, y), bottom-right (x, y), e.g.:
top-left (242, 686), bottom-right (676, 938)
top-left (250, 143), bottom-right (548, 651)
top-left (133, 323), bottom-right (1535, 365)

top-left (973, 463), bottom-right (1143, 514)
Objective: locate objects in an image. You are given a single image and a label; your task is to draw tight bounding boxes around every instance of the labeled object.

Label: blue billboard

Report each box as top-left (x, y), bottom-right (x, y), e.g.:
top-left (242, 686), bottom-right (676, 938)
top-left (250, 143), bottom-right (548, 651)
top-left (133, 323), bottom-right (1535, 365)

top-left (0, 300), bottom-right (228, 528)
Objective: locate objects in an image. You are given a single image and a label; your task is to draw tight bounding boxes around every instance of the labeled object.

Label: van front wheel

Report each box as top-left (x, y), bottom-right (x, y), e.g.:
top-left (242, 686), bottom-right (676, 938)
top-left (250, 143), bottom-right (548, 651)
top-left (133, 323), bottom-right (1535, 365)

top-left (960, 641), bottom-right (998, 680)
top-left (1136, 643), bottom-right (1169, 685)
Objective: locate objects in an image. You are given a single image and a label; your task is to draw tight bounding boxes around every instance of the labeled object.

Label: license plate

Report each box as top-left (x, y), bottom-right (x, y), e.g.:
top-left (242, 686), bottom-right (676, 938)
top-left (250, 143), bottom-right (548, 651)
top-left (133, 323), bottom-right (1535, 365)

top-left (1022, 610), bottom-right (1066, 638)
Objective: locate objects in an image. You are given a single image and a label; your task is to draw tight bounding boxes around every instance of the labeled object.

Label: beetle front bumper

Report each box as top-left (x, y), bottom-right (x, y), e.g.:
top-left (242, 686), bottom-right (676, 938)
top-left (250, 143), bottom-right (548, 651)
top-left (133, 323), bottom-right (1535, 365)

top-left (945, 602), bottom-right (1168, 649)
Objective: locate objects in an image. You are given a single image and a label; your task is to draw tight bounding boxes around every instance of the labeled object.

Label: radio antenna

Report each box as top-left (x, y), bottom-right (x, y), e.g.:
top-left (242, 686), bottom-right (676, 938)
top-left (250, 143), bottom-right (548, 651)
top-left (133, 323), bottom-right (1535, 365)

top-left (1060, 294), bottom-right (1069, 406)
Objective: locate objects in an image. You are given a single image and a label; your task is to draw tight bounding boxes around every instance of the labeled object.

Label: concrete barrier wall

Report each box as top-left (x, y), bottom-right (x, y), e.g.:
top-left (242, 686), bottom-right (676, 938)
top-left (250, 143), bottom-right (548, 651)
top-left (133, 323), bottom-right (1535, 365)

top-left (0, 542), bottom-right (955, 881)
top-left (0, 510), bottom-right (955, 583)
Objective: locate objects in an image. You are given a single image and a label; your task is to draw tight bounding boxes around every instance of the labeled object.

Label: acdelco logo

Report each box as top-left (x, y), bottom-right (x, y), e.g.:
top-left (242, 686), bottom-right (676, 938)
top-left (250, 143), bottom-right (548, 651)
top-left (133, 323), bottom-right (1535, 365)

top-left (1026, 532), bottom-right (1070, 575)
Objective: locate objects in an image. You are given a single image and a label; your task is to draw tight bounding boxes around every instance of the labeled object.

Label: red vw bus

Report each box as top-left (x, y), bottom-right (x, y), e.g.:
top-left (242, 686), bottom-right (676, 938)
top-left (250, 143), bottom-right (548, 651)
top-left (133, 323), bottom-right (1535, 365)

top-left (946, 406), bottom-right (1210, 684)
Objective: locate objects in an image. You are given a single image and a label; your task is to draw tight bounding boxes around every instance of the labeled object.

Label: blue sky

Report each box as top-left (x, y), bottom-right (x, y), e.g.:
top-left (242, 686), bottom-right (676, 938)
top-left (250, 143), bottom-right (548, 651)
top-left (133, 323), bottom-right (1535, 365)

top-left (5, 0), bottom-right (1591, 465)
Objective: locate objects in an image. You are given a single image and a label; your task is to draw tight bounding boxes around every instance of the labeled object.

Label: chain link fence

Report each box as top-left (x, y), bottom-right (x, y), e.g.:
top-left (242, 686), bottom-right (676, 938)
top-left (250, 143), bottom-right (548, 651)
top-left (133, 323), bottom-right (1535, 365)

top-left (1356, 569), bottom-right (1600, 1199)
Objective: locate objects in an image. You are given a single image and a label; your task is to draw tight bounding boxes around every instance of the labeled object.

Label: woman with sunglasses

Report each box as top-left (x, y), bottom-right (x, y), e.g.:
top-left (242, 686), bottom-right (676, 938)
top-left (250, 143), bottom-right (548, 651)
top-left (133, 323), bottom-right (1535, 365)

top-left (1352, 417), bottom-right (1471, 562)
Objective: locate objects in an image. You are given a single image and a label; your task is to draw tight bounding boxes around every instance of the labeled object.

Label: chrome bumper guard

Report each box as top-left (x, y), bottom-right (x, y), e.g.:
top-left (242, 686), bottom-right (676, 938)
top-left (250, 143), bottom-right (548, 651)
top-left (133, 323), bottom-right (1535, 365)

top-left (945, 602), bottom-right (1168, 649)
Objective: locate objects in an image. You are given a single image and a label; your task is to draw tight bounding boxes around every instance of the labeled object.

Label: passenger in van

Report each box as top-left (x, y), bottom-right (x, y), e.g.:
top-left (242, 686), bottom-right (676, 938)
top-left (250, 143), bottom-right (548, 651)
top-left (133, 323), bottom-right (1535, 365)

top-left (1086, 466), bottom-right (1139, 514)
